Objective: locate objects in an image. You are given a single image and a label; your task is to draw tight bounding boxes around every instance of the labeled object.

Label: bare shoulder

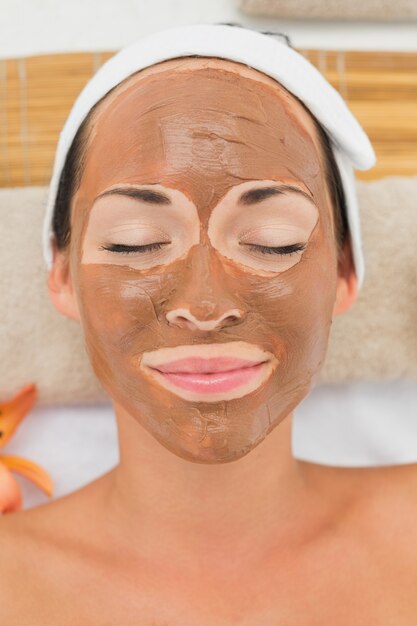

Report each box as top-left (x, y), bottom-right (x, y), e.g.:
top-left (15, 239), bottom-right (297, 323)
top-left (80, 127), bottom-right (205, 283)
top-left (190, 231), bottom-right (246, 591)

top-left (0, 508), bottom-right (46, 616)
top-left (0, 511), bottom-right (24, 572)
top-left (0, 484), bottom-right (106, 622)
top-left (352, 463), bottom-right (417, 588)
top-left (0, 478), bottom-right (107, 567)
top-left (0, 508), bottom-right (41, 570)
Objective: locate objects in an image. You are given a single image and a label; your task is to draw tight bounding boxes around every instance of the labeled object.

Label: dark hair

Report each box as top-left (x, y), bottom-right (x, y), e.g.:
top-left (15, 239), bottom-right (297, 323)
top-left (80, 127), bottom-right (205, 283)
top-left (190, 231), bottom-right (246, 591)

top-left (314, 120), bottom-right (349, 254)
top-left (53, 105), bottom-right (96, 251)
top-left (52, 36), bottom-right (349, 256)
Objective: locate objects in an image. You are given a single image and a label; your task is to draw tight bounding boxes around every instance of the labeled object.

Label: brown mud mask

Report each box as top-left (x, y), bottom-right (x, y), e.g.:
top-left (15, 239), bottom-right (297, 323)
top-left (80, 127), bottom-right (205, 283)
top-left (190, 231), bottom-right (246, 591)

top-left (68, 58), bottom-right (338, 464)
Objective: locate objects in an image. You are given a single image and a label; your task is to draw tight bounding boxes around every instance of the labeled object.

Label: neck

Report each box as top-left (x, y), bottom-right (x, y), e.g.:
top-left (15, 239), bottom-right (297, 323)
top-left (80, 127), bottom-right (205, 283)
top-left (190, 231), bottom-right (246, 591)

top-left (101, 402), bottom-right (349, 566)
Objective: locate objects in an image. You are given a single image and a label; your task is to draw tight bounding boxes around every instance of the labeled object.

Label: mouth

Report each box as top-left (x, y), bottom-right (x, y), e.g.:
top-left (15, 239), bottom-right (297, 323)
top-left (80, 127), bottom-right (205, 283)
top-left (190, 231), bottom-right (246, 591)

top-left (140, 342), bottom-right (276, 401)
top-left (148, 357), bottom-right (270, 396)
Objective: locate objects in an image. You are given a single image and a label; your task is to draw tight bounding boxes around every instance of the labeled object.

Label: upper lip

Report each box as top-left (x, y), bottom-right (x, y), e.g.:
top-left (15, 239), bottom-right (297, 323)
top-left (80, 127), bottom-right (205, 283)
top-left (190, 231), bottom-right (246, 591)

top-left (152, 357), bottom-right (266, 374)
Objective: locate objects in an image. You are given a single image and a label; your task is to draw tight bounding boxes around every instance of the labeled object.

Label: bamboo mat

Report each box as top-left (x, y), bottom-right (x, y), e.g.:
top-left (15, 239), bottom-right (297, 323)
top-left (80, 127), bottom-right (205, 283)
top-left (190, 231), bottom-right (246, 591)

top-left (0, 49), bottom-right (416, 187)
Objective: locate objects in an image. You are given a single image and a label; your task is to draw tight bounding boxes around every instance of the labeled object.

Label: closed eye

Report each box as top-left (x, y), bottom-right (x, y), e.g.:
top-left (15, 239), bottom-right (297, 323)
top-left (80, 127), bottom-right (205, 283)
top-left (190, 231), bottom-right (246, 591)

top-left (243, 243), bottom-right (306, 256)
top-left (99, 242), bottom-right (170, 254)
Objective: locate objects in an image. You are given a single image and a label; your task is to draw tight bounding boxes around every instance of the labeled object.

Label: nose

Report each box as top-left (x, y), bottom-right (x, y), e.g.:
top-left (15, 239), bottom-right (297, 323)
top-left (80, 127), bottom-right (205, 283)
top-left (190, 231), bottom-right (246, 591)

top-left (165, 244), bottom-right (246, 332)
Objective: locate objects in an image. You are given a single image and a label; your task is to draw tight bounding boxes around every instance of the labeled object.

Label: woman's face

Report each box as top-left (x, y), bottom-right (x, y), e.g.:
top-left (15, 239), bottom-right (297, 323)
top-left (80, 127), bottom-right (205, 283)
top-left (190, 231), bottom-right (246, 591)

top-left (65, 57), bottom-right (339, 463)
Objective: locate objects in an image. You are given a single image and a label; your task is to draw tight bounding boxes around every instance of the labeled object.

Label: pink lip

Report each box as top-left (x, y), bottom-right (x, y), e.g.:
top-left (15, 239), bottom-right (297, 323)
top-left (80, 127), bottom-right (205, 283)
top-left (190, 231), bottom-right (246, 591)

top-left (150, 358), bottom-right (268, 395)
top-left (153, 357), bottom-right (264, 374)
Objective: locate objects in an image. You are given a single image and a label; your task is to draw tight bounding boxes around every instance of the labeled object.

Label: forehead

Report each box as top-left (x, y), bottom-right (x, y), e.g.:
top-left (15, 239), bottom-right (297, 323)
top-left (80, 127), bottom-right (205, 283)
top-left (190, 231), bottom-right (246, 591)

top-left (76, 56), bottom-right (326, 211)
top-left (88, 57), bottom-right (320, 135)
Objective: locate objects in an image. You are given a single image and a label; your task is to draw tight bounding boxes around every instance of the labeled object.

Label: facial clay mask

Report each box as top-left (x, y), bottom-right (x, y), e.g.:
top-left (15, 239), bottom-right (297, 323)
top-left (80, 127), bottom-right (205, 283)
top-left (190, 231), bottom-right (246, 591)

top-left (69, 58), bottom-right (338, 464)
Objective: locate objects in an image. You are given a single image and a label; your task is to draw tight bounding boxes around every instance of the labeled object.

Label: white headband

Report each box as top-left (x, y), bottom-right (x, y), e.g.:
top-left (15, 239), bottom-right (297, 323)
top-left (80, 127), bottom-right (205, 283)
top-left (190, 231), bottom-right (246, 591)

top-left (42, 23), bottom-right (376, 288)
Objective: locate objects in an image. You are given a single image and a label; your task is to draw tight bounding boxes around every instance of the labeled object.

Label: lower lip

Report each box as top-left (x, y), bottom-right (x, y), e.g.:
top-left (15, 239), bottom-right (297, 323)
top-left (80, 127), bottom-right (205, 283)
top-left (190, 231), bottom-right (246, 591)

top-left (151, 362), bottom-right (267, 394)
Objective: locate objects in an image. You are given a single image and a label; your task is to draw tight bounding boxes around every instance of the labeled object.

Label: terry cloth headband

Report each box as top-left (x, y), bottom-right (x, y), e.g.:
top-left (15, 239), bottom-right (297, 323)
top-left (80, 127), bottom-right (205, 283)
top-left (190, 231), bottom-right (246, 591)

top-left (42, 23), bottom-right (376, 287)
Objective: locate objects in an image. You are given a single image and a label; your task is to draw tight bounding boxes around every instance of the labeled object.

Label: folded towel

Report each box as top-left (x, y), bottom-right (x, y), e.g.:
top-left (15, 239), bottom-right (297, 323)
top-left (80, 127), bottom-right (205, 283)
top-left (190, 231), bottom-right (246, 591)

top-left (239, 0), bottom-right (417, 20)
top-left (0, 177), bottom-right (416, 406)
top-left (0, 185), bottom-right (107, 406)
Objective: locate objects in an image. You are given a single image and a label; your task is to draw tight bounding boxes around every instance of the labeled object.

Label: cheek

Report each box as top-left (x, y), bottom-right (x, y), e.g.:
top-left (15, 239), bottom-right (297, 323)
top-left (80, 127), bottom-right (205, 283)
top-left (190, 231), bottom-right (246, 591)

top-left (245, 245), bottom-right (338, 369)
top-left (76, 264), bottom-right (165, 374)
top-left (257, 274), bottom-right (334, 337)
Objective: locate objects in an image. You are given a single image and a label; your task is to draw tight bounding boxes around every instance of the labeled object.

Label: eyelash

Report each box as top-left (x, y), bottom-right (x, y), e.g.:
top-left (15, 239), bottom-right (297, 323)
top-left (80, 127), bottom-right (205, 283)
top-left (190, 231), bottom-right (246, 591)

top-left (100, 243), bottom-right (167, 255)
top-left (100, 242), bottom-right (307, 257)
top-left (245, 243), bottom-right (306, 256)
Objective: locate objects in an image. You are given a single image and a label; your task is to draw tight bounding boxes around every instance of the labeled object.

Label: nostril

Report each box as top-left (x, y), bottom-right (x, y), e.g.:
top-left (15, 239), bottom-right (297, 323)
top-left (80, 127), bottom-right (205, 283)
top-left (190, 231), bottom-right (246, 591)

top-left (224, 314), bottom-right (240, 322)
top-left (220, 309), bottom-right (244, 324)
top-left (177, 316), bottom-right (193, 329)
top-left (166, 314), bottom-right (191, 329)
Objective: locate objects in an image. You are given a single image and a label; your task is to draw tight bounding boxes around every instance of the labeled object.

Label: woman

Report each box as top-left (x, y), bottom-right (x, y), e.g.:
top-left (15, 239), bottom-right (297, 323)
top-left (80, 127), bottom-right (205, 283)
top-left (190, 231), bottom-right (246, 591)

top-left (1, 23), bottom-right (417, 623)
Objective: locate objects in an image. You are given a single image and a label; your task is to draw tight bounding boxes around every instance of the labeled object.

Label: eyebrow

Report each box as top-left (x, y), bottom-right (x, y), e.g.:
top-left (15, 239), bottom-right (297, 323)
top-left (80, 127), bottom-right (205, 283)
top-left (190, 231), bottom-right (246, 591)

top-left (238, 185), bottom-right (314, 205)
top-left (95, 187), bottom-right (172, 205)
top-left (95, 183), bottom-right (314, 207)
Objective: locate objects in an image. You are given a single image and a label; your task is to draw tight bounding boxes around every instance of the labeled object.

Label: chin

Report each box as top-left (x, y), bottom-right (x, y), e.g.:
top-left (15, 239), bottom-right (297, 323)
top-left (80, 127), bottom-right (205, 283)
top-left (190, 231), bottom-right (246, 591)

top-left (152, 427), bottom-right (268, 464)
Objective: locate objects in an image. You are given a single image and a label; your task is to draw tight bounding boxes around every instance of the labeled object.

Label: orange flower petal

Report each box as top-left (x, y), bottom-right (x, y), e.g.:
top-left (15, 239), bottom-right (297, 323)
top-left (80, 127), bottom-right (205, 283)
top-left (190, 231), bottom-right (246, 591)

top-left (0, 455), bottom-right (53, 497)
top-left (0, 383), bottom-right (38, 447)
top-left (0, 461), bottom-right (22, 513)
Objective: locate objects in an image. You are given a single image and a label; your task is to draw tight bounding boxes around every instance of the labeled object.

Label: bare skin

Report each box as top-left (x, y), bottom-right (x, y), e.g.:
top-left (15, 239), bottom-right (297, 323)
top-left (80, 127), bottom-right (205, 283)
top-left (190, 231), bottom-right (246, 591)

top-left (1, 58), bottom-right (417, 624)
top-left (2, 419), bottom-right (417, 625)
